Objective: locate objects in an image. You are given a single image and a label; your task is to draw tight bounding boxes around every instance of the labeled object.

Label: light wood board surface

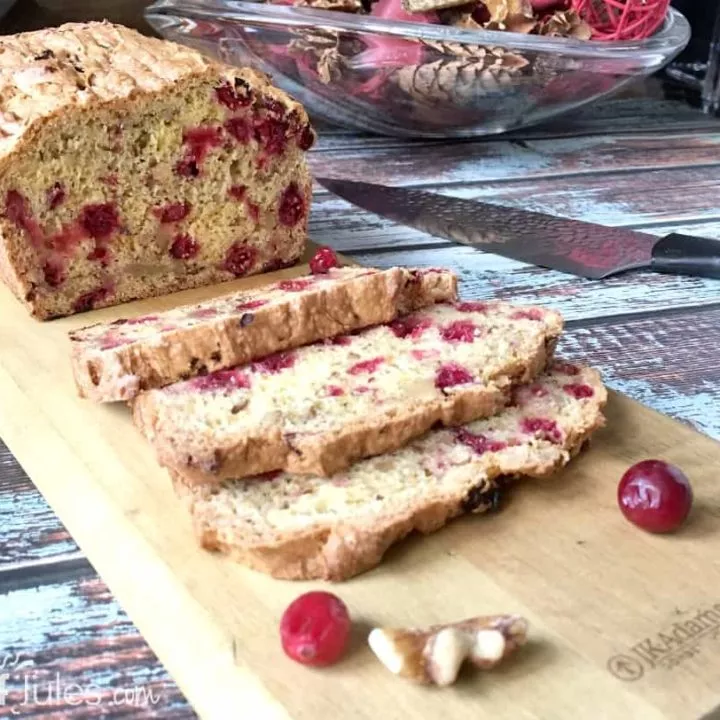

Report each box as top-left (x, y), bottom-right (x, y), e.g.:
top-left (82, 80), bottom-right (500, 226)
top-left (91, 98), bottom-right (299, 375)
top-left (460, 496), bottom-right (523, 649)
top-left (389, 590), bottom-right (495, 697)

top-left (0, 253), bottom-right (719, 720)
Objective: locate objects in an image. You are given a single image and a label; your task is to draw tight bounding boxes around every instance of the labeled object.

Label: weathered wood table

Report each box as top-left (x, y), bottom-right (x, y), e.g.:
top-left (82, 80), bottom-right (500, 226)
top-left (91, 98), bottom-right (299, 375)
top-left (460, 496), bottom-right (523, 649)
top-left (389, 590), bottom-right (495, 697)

top-left (1, 78), bottom-right (720, 716)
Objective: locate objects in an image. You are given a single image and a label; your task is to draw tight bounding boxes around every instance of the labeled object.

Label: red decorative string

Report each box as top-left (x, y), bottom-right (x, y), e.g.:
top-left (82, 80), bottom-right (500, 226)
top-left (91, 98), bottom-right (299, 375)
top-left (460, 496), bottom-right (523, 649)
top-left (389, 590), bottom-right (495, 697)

top-left (572, 0), bottom-right (670, 41)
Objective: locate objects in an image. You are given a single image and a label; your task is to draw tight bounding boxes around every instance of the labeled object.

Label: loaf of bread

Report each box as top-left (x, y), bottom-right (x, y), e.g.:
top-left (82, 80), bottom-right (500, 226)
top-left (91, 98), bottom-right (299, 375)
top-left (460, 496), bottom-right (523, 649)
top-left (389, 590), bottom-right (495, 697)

top-left (133, 300), bottom-right (563, 484)
top-left (69, 265), bottom-right (458, 402)
top-left (0, 21), bottom-right (313, 320)
top-left (173, 362), bottom-right (606, 581)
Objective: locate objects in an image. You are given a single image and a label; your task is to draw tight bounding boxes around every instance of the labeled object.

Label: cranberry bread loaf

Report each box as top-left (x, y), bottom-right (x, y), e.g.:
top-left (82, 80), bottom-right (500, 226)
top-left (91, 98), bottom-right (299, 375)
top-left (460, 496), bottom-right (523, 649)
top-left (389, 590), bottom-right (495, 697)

top-left (70, 265), bottom-right (458, 402)
top-left (133, 300), bottom-right (563, 484)
top-left (0, 22), bottom-right (314, 320)
top-left (173, 362), bottom-right (606, 581)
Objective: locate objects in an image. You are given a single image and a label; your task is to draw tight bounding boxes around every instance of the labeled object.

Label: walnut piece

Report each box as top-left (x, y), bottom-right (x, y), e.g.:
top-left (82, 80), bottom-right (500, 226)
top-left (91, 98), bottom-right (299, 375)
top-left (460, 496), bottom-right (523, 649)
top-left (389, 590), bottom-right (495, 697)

top-left (368, 614), bottom-right (528, 686)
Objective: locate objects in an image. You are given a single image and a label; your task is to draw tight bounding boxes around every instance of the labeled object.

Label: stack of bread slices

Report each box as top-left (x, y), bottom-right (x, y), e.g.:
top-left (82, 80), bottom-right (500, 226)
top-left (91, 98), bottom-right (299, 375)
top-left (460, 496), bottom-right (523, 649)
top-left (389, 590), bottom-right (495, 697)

top-left (69, 253), bottom-right (607, 581)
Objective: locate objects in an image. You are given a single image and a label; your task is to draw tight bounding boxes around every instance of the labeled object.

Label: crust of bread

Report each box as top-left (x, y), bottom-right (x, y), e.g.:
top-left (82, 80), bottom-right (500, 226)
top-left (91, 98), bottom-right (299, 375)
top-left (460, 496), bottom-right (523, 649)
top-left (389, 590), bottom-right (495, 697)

top-left (134, 308), bottom-right (563, 484)
top-left (174, 368), bottom-right (606, 581)
top-left (0, 22), bottom-right (305, 167)
top-left (70, 268), bottom-right (458, 402)
top-left (0, 22), bottom-right (312, 320)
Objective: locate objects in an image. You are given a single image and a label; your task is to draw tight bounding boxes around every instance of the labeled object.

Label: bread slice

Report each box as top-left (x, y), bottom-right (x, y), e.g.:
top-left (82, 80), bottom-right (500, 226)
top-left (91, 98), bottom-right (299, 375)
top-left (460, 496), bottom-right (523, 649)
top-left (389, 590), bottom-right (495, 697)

top-left (133, 300), bottom-right (564, 484)
top-left (173, 362), bottom-right (606, 581)
top-left (69, 265), bottom-right (458, 402)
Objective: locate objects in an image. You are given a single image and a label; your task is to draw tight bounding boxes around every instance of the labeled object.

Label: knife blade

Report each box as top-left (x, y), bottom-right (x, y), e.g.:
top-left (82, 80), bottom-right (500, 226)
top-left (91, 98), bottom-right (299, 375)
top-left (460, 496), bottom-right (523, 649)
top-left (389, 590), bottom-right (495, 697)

top-left (316, 177), bottom-right (720, 281)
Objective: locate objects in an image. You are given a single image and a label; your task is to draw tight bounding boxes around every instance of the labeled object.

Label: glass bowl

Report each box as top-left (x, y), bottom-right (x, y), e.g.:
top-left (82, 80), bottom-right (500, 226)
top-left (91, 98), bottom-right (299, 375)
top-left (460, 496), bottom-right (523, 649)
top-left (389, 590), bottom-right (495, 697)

top-left (145, 0), bottom-right (691, 138)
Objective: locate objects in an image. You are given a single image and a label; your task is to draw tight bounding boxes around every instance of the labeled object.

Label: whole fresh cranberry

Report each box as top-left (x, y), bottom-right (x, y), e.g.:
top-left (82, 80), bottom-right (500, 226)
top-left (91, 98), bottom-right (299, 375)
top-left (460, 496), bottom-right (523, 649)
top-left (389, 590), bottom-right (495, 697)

top-left (618, 460), bottom-right (693, 534)
top-left (280, 591), bottom-right (351, 667)
top-left (309, 246), bottom-right (340, 274)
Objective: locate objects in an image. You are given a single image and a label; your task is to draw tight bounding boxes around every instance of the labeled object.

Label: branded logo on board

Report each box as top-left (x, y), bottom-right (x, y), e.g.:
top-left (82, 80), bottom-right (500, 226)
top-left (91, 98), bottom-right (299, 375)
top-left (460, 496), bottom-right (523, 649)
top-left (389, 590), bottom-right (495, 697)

top-left (607, 603), bottom-right (720, 681)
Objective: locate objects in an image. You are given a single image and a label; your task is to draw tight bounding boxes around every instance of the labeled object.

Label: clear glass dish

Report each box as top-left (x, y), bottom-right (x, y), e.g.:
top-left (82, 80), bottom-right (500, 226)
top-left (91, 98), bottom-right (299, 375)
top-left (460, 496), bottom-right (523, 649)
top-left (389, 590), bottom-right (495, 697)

top-left (145, 0), bottom-right (691, 138)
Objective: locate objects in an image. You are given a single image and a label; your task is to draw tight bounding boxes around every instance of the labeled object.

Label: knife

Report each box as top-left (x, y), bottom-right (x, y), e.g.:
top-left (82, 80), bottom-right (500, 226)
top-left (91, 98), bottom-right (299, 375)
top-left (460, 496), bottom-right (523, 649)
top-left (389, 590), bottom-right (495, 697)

top-left (316, 177), bottom-right (720, 281)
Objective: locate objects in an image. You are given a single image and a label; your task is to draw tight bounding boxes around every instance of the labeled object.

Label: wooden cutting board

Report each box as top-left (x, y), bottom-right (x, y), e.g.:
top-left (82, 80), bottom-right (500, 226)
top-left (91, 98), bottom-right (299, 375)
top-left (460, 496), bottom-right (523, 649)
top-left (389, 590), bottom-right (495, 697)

top-left (1, 252), bottom-right (719, 720)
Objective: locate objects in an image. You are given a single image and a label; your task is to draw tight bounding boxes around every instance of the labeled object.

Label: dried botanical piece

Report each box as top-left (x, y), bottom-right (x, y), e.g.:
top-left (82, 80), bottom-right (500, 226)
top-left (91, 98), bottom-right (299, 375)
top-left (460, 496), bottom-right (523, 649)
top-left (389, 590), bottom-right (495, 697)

top-left (294, 0), bottom-right (364, 9)
top-left (368, 614), bottom-right (529, 686)
top-left (317, 47), bottom-right (350, 83)
top-left (538, 9), bottom-right (592, 39)
top-left (483, 0), bottom-right (535, 29)
top-left (439, 1), bottom-right (591, 38)
top-left (503, 14), bottom-right (539, 33)
top-left (436, 6), bottom-right (482, 30)
top-left (402, 0), bottom-right (473, 13)
top-left (287, 29), bottom-right (350, 86)
top-left (288, 29), bottom-right (338, 56)
top-left (258, 0), bottom-right (597, 112)
top-left (395, 46), bottom-right (528, 105)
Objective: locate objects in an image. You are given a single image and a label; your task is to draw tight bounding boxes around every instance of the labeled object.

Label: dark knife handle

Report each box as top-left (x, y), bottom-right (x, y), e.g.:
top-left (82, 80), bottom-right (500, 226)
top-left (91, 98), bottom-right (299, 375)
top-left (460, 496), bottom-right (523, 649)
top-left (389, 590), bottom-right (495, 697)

top-left (650, 233), bottom-right (720, 279)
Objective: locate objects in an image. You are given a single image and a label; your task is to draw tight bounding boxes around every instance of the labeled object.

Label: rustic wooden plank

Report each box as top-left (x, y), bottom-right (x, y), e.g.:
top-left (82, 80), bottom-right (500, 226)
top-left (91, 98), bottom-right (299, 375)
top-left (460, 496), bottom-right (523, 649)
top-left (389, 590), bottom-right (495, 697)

top-left (442, 166), bottom-right (720, 225)
top-left (311, 132), bottom-right (720, 188)
top-left (0, 445), bottom-right (77, 563)
top-left (311, 198), bottom-right (720, 253)
top-left (311, 200), bottom-right (720, 253)
top-left (309, 153), bottom-right (720, 262)
top-left (341, 244), bottom-right (720, 321)
top-left (313, 163), bottom-right (720, 226)
top-left (309, 152), bottom-right (720, 323)
top-left (561, 308), bottom-right (720, 440)
top-left (0, 573), bottom-right (193, 717)
top-left (0, 441), bottom-right (82, 564)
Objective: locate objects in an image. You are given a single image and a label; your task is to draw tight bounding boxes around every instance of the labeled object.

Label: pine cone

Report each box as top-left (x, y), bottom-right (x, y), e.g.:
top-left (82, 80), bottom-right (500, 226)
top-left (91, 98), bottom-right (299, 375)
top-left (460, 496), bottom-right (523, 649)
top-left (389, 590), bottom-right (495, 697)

top-left (422, 42), bottom-right (530, 71)
top-left (394, 58), bottom-right (523, 106)
top-left (423, 40), bottom-right (491, 58)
